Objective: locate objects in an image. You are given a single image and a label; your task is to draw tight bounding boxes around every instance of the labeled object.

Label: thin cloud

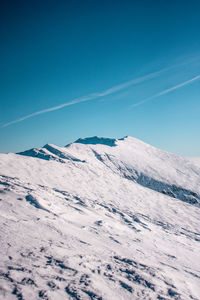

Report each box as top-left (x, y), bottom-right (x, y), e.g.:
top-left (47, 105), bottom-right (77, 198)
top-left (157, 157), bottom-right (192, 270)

top-left (1, 62), bottom-right (189, 128)
top-left (131, 75), bottom-right (200, 108)
top-left (2, 67), bottom-right (172, 128)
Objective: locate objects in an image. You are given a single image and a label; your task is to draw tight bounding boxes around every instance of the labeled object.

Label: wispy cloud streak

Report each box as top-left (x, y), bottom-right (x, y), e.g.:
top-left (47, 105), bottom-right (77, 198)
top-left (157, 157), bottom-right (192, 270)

top-left (131, 75), bottom-right (200, 108)
top-left (1, 66), bottom-right (175, 128)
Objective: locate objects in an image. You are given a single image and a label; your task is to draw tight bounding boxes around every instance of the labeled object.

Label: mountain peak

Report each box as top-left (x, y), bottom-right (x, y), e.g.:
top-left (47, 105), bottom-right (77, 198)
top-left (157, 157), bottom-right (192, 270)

top-left (66, 136), bottom-right (128, 147)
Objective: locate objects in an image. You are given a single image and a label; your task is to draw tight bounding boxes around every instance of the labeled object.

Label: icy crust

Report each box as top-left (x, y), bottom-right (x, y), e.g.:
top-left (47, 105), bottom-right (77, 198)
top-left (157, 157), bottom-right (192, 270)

top-left (0, 136), bottom-right (200, 299)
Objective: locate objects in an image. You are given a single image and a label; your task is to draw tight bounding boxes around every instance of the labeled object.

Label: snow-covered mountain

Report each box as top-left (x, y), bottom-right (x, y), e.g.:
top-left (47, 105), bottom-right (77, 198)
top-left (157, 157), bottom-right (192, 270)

top-left (0, 136), bottom-right (200, 300)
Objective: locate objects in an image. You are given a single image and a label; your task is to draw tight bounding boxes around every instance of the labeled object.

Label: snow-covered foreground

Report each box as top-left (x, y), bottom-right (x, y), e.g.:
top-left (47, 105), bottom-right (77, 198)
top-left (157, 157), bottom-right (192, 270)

top-left (0, 136), bottom-right (200, 300)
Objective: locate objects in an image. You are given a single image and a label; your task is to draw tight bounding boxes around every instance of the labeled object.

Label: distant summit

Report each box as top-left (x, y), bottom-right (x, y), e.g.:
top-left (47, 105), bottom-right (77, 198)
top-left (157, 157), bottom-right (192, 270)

top-left (67, 136), bottom-right (127, 147)
top-left (16, 135), bottom-right (200, 206)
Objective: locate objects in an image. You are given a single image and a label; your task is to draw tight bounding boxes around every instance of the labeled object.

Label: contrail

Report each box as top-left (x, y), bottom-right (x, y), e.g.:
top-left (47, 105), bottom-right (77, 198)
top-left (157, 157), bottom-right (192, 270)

top-left (1, 64), bottom-right (185, 128)
top-left (131, 75), bottom-right (200, 108)
top-left (2, 94), bottom-right (98, 128)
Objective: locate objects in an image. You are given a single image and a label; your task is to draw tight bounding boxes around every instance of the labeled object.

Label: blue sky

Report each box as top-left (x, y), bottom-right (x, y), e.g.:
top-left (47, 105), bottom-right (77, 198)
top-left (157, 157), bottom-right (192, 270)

top-left (0, 0), bottom-right (200, 156)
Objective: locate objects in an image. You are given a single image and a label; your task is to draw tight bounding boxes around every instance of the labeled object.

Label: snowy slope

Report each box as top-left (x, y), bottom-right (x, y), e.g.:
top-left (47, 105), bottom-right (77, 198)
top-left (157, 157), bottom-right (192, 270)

top-left (188, 157), bottom-right (200, 168)
top-left (0, 136), bottom-right (200, 300)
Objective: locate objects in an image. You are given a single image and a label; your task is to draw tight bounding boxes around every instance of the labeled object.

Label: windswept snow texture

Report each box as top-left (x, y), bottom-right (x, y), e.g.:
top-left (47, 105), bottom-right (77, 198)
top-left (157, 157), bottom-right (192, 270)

top-left (0, 136), bottom-right (200, 300)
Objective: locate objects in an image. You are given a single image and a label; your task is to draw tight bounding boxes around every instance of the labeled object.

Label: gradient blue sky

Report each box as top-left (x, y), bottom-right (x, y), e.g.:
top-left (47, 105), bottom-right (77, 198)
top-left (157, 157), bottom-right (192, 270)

top-left (0, 0), bottom-right (200, 156)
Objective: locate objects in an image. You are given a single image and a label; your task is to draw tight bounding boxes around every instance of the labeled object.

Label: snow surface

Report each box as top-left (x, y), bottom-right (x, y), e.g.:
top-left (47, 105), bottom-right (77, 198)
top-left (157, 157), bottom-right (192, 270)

top-left (0, 136), bottom-right (200, 300)
top-left (188, 157), bottom-right (200, 168)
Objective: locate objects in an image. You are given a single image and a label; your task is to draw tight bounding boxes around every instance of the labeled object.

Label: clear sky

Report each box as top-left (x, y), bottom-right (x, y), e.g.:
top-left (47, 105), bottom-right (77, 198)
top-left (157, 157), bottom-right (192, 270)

top-left (0, 0), bottom-right (200, 156)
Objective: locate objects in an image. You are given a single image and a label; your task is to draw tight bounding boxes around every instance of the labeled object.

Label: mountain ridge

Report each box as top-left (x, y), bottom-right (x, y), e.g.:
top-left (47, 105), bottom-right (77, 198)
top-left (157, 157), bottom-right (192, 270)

top-left (16, 136), bottom-right (200, 207)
